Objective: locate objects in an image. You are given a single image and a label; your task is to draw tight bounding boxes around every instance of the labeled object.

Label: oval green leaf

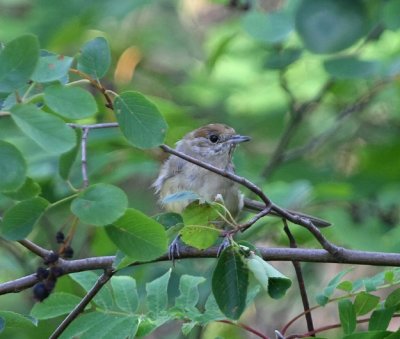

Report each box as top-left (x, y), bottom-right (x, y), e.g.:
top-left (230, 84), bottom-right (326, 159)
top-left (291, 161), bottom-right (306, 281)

top-left (0, 34), bottom-right (39, 93)
top-left (1, 197), bottom-right (49, 240)
top-left (324, 57), bottom-right (380, 79)
top-left (71, 183), bottom-right (128, 226)
top-left (11, 104), bottom-right (76, 154)
top-left (354, 292), bottom-right (380, 316)
top-left (295, 0), bottom-right (367, 54)
top-left (211, 245), bottom-right (249, 320)
top-left (78, 37), bottom-right (111, 80)
top-left (106, 208), bottom-right (168, 262)
top-left (0, 140), bottom-right (26, 192)
top-left (339, 299), bottom-right (356, 335)
top-left (44, 84), bottom-right (97, 119)
top-left (32, 54), bottom-right (73, 83)
top-left (242, 11), bottom-right (293, 44)
top-left (114, 91), bottom-right (167, 149)
top-left (4, 177), bottom-right (41, 200)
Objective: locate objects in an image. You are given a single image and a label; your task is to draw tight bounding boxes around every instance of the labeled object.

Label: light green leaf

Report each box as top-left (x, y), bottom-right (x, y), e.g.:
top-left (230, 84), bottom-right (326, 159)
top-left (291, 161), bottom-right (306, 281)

top-left (106, 208), bottom-right (168, 262)
top-left (69, 271), bottom-right (113, 310)
top-left (111, 276), bottom-right (139, 313)
top-left (339, 299), bottom-right (356, 335)
top-left (11, 104), bottom-right (76, 154)
top-left (146, 269), bottom-right (171, 317)
top-left (0, 34), bottom-right (39, 92)
top-left (71, 183), bottom-right (128, 226)
top-left (44, 84), bottom-right (97, 119)
top-left (176, 275), bottom-right (206, 310)
top-left (242, 11), bottom-right (293, 44)
top-left (211, 245), bottom-right (249, 320)
top-left (0, 140), bottom-right (26, 192)
top-left (32, 54), bottom-right (73, 83)
top-left (30, 292), bottom-right (84, 319)
top-left (78, 37), bottom-right (111, 80)
top-left (180, 225), bottom-right (220, 250)
top-left (4, 177), bottom-right (41, 201)
top-left (295, 0), bottom-right (367, 54)
top-left (114, 91), bottom-right (167, 149)
top-left (1, 197), bottom-right (49, 240)
top-left (323, 267), bottom-right (354, 298)
top-left (246, 254), bottom-right (269, 291)
top-left (382, 0), bottom-right (400, 31)
top-left (354, 292), bottom-right (380, 316)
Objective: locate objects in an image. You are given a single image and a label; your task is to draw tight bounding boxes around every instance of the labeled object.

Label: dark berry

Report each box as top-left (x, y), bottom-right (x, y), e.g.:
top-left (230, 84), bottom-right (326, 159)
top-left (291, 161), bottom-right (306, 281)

top-left (49, 266), bottom-right (64, 278)
top-left (44, 279), bottom-right (56, 292)
top-left (63, 246), bottom-right (74, 259)
top-left (36, 267), bottom-right (49, 280)
top-left (56, 231), bottom-right (65, 244)
top-left (33, 282), bottom-right (50, 302)
top-left (44, 252), bottom-right (59, 265)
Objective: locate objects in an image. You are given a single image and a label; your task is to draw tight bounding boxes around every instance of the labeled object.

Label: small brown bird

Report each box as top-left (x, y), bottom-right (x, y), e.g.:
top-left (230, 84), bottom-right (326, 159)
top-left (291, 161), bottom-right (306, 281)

top-left (153, 123), bottom-right (249, 218)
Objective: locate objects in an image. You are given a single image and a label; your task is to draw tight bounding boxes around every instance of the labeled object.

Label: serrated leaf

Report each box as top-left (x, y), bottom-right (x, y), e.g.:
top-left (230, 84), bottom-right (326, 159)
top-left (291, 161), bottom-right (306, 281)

top-left (106, 208), bottom-right (167, 262)
top-left (78, 37), bottom-right (111, 80)
top-left (30, 292), bottom-right (83, 319)
top-left (44, 84), bottom-right (97, 119)
top-left (1, 197), bottom-right (49, 240)
top-left (339, 299), bottom-right (356, 335)
top-left (111, 276), bottom-right (138, 313)
top-left (0, 34), bottom-right (39, 92)
top-left (69, 272), bottom-right (113, 310)
top-left (354, 292), bottom-right (380, 316)
top-left (176, 275), bottom-right (206, 311)
top-left (31, 54), bottom-right (73, 83)
top-left (146, 269), bottom-right (171, 317)
top-left (114, 91), bottom-right (167, 149)
top-left (0, 140), bottom-right (26, 192)
top-left (368, 308), bottom-right (395, 331)
top-left (59, 128), bottom-right (81, 180)
top-left (11, 104), bottom-right (76, 154)
top-left (211, 246), bottom-right (249, 320)
top-left (4, 177), bottom-right (41, 201)
top-left (71, 183), bottom-right (128, 226)
top-left (59, 312), bottom-right (138, 339)
top-left (295, 0), bottom-right (367, 54)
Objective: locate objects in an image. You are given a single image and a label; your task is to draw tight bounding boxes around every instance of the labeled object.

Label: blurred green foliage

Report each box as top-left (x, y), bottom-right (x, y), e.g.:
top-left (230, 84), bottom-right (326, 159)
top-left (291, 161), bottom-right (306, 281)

top-left (0, 0), bottom-right (400, 338)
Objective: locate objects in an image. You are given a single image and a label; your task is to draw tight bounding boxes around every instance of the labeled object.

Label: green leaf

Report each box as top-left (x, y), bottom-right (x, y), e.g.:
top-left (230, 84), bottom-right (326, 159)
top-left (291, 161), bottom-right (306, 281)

top-left (135, 317), bottom-right (159, 337)
top-left (146, 269), bottom-right (171, 317)
top-left (11, 104), bottom-right (76, 154)
top-left (44, 84), bottom-right (98, 119)
top-left (0, 140), bottom-right (26, 192)
top-left (324, 57), bottom-right (380, 79)
top-left (31, 54), bottom-right (73, 83)
top-left (30, 292), bottom-right (83, 319)
top-left (106, 208), bottom-right (168, 261)
top-left (69, 271), bottom-right (113, 310)
top-left (71, 183), bottom-right (128, 226)
top-left (59, 312), bottom-right (138, 339)
top-left (343, 331), bottom-right (393, 339)
top-left (180, 202), bottom-right (221, 249)
top-left (4, 177), bottom-right (41, 200)
top-left (153, 212), bottom-right (183, 229)
top-left (0, 311), bottom-right (36, 332)
top-left (201, 293), bottom-right (225, 323)
top-left (337, 281), bottom-right (353, 292)
top-left (264, 48), bottom-right (302, 70)
top-left (262, 260), bottom-right (292, 299)
top-left (78, 37), bottom-right (111, 80)
top-left (181, 321), bottom-right (197, 336)
top-left (246, 253), bottom-right (269, 291)
top-left (175, 275), bottom-right (206, 311)
top-left (316, 294), bottom-right (329, 306)
top-left (382, 0), bottom-right (400, 31)
top-left (1, 197), bottom-right (49, 240)
top-left (242, 11), bottom-right (293, 44)
top-left (295, 0), bottom-right (367, 54)
top-left (339, 299), bottom-right (356, 335)
top-left (206, 33), bottom-right (237, 73)
top-left (114, 91), bottom-right (167, 149)
top-left (0, 316), bottom-right (4, 333)
top-left (323, 267), bottom-right (354, 298)
top-left (59, 128), bottom-right (81, 180)
top-left (384, 288), bottom-right (400, 309)
top-left (111, 276), bottom-right (139, 313)
top-left (211, 245), bottom-right (249, 320)
top-left (0, 34), bottom-right (39, 93)
top-left (368, 308), bottom-right (395, 331)
top-left (354, 292), bottom-right (380, 316)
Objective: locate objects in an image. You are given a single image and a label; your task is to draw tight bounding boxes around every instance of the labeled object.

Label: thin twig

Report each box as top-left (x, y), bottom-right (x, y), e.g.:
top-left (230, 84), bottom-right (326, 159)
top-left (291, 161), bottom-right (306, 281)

top-left (49, 268), bottom-right (115, 339)
top-left (81, 127), bottom-right (90, 188)
top-left (17, 239), bottom-right (52, 258)
top-left (218, 319), bottom-right (269, 339)
top-left (283, 220), bottom-right (314, 337)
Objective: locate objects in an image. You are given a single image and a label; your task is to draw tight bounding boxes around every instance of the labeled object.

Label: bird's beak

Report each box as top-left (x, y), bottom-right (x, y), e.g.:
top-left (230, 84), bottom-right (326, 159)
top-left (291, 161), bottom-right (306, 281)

top-left (229, 134), bottom-right (251, 144)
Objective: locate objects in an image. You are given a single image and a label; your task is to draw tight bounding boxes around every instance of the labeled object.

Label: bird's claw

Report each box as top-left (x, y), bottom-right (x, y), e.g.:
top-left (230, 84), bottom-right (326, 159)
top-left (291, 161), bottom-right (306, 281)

top-left (217, 234), bottom-right (232, 257)
top-left (168, 235), bottom-right (181, 265)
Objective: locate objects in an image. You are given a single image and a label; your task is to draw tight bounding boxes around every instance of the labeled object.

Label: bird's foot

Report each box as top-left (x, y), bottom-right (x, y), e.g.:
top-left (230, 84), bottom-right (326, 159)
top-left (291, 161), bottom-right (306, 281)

top-left (217, 232), bottom-right (234, 257)
top-left (168, 235), bottom-right (182, 265)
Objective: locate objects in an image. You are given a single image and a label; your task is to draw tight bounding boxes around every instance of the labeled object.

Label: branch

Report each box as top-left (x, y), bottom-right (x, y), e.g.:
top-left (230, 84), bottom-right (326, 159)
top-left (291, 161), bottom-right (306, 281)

top-left (4, 246), bottom-right (400, 295)
top-left (17, 239), bottom-right (52, 258)
top-left (81, 127), bottom-right (90, 188)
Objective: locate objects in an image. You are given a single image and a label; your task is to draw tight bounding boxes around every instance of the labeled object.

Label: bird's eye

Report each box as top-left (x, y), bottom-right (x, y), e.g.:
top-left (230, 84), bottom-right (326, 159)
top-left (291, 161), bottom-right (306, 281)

top-left (209, 134), bottom-right (219, 143)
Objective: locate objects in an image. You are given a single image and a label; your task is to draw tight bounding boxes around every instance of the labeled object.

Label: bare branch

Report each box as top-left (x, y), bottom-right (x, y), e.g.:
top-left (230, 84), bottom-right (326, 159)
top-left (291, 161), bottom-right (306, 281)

top-left (18, 239), bottom-right (52, 258)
